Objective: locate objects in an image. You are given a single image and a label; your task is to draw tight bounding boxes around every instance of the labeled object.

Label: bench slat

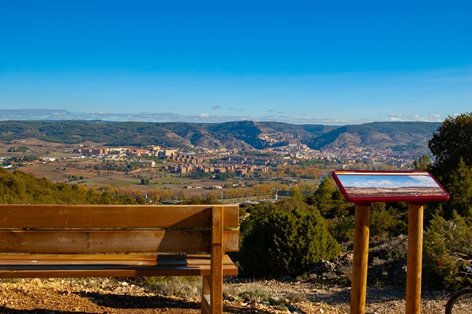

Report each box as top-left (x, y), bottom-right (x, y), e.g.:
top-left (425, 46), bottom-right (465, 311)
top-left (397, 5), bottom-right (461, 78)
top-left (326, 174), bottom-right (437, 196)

top-left (0, 204), bottom-right (239, 229)
top-left (0, 254), bottom-right (238, 278)
top-left (0, 230), bottom-right (238, 253)
top-left (0, 254), bottom-right (236, 264)
top-left (0, 254), bottom-right (236, 265)
top-left (0, 267), bottom-right (238, 278)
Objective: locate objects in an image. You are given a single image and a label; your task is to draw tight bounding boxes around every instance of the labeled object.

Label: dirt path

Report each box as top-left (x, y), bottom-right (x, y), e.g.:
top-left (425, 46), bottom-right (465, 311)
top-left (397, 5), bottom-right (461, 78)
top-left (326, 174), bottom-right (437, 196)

top-left (0, 278), bottom-right (451, 313)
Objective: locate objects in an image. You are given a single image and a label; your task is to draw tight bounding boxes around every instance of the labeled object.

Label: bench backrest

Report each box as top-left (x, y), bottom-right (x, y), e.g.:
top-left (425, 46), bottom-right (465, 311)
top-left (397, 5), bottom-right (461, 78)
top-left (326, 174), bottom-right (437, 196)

top-left (0, 204), bottom-right (239, 254)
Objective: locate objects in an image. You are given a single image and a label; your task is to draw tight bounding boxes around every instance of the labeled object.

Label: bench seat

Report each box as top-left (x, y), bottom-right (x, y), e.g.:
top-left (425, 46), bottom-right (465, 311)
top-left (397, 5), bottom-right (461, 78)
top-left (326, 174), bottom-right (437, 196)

top-left (0, 254), bottom-right (238, 278)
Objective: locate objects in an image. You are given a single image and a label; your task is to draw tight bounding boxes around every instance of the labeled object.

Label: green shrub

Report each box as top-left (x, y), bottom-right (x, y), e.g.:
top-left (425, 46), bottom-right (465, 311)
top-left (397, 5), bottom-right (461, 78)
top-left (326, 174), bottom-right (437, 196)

top-left (423, 212), bottom-right (472, 289)
top-left (238, 288), bottom-right (273, 302)
top-left (143, 276), bottom-right (201, 298)
top-left (329, 215), bottom-right (355, 243)
top-left (370, 205), bottom-right (397, 239)
top-left (238, 207), bottom-right (341, 277)
top-left (369, 202), bottom-right (407, 240)
top-left (239, 197), bottom-right (317, 239)
top-left (286, 292), bottom-right (307, 303)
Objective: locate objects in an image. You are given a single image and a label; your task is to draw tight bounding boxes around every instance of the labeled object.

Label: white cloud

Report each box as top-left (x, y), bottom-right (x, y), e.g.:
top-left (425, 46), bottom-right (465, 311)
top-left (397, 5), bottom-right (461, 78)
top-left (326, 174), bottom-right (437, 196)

top-left (385, 113), bottom-right (444, 122)
top-left (411, 175), bottom-right (439, 187)
top-left (0, 109), bottom-right (443, 125)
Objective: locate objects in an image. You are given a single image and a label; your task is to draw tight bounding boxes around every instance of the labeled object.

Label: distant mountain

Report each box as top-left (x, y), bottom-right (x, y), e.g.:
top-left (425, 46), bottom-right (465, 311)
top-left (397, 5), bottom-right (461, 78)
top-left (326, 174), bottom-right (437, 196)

top-left (0, 120), bottom-right (441, 152)
top-left (307, 122), bottom-right (442, 150)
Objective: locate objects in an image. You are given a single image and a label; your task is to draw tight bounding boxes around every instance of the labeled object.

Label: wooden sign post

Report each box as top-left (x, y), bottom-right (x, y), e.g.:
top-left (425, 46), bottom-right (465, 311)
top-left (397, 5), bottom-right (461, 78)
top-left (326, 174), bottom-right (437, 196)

top-left (350, 203), bottom-right (371, 314)
top-left (406, 202), bottom-right (425, 314)
top-left (332, 170), bottom-right (449, 314)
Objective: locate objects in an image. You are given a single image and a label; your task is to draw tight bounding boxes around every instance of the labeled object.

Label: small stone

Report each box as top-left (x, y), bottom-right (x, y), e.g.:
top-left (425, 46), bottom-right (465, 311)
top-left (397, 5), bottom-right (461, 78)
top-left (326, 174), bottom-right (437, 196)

top-left (31, 278), bottom-right (43, 286)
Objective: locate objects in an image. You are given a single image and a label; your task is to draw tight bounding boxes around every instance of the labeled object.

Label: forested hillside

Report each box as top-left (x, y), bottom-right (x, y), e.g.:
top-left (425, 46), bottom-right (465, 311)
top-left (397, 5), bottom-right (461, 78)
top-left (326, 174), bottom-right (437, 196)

top-left (0, 120), bottom-right (440, 151)
top-left (308, 122), bottom-right (441, 149)
top-left (0, 168), bottom-right (141, 204)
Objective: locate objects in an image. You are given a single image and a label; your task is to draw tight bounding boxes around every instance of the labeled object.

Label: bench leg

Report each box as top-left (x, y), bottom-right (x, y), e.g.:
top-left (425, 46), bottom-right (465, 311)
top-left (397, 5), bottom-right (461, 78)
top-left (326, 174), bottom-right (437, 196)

top-left (202, 275), bottom-right (211, 314)
top-left (202, 206), bottom-right (225, 314)
top-left (211, 206), bottom-right (224, 314)
top-left (200, 206), bottom-right (226, 314)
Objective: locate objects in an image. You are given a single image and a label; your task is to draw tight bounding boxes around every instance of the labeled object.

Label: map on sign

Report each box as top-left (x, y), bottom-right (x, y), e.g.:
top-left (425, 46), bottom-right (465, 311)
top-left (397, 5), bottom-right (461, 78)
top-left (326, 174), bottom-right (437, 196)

top-left (332, 170), bottom-right (450, 203)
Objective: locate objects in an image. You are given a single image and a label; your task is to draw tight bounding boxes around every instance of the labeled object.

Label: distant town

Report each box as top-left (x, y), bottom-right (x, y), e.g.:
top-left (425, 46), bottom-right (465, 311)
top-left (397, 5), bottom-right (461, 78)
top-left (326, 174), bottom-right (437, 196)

top-left (71, 141), bottom-right (421, 172)
top-left (2, 138), bottom-right (425, 173)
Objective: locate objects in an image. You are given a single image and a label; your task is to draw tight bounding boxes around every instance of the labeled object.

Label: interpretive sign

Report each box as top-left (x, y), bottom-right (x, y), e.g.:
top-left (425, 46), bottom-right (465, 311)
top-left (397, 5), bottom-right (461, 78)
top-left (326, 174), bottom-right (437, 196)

top-left (332, 170), bottom-right (450, 314)
top-left (332, 170), bottom-right (449, 203)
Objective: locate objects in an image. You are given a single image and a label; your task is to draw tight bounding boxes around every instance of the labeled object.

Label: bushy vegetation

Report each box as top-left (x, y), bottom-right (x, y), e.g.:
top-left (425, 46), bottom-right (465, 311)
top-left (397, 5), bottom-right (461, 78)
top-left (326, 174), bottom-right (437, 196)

top-left (238, 201), bottom-right (340, 277)
top-left (306, 177), bottom-right (353, 218)
top-left (7, 146), bottom-right (28, 152)
top-left (419, 113), bottom-right (472, 288)
top-left (178, 194), bottom-right (222, 205)
top-left (143, 276), bottom-right (201, 298)
top-left (423, 212), bottom-right (472, 289)
top-left (0, 168), bottom-right (140, 204)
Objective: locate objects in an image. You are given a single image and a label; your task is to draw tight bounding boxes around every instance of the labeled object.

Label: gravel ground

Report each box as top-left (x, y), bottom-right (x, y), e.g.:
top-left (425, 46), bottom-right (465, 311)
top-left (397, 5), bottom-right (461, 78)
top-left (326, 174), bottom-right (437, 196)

top-left (0, 278), bottom-right (454, 314)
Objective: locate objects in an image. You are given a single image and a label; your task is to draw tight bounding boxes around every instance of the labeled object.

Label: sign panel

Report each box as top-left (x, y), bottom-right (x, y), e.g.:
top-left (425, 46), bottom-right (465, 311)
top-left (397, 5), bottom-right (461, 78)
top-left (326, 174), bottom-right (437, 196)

top-left (332, 170), bottom-right (449, 203)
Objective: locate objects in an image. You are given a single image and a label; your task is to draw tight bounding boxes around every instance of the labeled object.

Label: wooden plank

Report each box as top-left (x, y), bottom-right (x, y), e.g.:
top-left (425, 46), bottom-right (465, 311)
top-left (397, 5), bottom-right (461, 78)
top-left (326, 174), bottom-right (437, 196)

top-left (0, 230), bottom-right (239, 253)
top-left (0, 264), bottom-right (238, 278)
top-left (0, 254), bottom-right (237, 267)
top-left (0, 253), bottom-right (236, 262)
top-left (0, 204), bottom-right (239, 229)
top-left (0, 254), bottom-right (238, 278)
top-left (212, 206), bottom-right (224, 245)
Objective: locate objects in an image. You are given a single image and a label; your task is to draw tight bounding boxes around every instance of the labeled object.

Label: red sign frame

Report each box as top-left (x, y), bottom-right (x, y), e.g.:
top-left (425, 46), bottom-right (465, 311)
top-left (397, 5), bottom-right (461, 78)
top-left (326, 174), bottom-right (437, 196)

top-left (332, 170), bottom-right (450, 204)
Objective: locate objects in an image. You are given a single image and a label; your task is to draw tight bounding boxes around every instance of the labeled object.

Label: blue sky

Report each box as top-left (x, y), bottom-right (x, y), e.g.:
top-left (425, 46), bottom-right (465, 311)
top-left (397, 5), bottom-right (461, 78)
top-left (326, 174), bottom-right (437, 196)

top-left (336, 174), bottom-right (441, 188)
top-left (1, 0), bottom-right (471, 124)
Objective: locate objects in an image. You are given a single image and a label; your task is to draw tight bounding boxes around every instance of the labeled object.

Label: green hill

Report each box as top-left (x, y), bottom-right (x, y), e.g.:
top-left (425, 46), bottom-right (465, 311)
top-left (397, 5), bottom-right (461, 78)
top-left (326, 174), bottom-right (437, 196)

top-left (0, 168), bottom-right (140, 204)
top-left (0, 120), bottom-right (441, 151)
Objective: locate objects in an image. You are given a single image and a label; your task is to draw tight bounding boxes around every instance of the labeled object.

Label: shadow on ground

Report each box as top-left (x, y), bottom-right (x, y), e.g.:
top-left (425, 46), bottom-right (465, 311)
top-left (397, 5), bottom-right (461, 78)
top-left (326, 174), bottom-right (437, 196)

top-left (76, 291), bottom-right (199, 310)
top-left (0, 292), bottom-right (277, 314)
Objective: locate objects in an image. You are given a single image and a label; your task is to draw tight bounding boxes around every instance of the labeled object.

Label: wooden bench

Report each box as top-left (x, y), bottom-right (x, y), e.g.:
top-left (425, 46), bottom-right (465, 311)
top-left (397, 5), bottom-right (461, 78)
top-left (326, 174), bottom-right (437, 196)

top-left (0, 204), bottom-right (239, 314)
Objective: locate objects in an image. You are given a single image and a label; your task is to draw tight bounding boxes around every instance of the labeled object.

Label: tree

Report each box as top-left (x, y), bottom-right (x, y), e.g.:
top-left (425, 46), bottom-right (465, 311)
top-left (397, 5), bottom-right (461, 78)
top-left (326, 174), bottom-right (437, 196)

top-left (369, 202), bottom-right (403, 239)
top-left (178, 194), bottom-right (222, 205)
top-left (306, 177), bottom-right (352, 218)
top-left (428, 113), bottom-right (472, 219)
top-left (439, 158), bottom-right (472, 219)
top-left (429, 113), bottom-right (472, 177)
top-left (413, 154), bottom-right (431, 170)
